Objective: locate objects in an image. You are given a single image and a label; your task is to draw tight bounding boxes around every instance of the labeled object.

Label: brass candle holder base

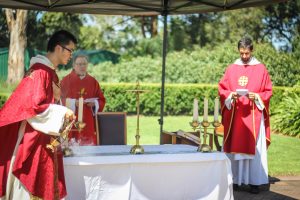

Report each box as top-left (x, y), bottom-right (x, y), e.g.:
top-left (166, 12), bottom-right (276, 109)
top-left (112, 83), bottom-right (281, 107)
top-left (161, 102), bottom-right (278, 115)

top-left (130, 145), bottom-right (145, 154)
top-left (198, 144), bottom-right (211, 152)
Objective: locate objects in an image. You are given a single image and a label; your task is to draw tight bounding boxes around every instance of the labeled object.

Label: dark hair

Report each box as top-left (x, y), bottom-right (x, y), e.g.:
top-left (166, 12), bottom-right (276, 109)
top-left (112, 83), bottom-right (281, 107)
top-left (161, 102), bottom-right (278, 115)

top-left (238, 37), bottom-right (253, 51)
top-left (47, 30), bottom-right (77, 52)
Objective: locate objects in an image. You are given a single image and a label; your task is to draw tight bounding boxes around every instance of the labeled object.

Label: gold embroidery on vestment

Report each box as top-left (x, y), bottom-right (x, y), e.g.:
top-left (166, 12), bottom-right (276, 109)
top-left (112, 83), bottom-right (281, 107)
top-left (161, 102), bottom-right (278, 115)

top-left (238, 76), bottom-right (248, 86)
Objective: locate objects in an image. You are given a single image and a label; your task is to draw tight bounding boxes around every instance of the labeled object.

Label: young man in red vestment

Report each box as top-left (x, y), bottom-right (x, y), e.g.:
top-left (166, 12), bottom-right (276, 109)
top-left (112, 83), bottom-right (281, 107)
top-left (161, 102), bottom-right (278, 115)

top-left (218, 37), bottom-right (272, 194)
top-left (61, 55), bottom-right (106, 145)
top-left (0, 30), bottom-right (77, 200)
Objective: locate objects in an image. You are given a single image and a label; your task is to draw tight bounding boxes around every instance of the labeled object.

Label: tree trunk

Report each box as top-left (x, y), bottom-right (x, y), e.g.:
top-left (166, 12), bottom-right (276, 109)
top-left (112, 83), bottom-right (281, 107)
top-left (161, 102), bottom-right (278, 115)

top-left (150, 16), bottom-right (158, 38)
top-left (140, 16), bottom-right (146, 38)
top-left (5, 9), bottom-right (28, 84)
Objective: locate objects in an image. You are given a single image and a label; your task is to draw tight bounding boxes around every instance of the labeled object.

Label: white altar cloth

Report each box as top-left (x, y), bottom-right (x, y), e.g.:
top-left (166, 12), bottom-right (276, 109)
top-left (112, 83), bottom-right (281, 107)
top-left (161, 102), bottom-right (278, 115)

top-left (63, 145), bottom-right (233, 200)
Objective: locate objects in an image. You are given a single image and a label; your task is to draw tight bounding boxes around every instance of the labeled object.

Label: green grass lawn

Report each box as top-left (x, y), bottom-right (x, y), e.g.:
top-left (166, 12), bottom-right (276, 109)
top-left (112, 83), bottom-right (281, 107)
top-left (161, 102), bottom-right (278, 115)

top-left (127, 115), bottom-right (300, 176)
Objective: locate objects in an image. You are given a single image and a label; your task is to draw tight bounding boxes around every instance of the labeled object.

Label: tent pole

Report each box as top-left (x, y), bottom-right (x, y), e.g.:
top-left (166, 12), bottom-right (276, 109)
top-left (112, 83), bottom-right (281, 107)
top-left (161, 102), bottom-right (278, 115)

top-left (159, 14), bottom-right (168, 144)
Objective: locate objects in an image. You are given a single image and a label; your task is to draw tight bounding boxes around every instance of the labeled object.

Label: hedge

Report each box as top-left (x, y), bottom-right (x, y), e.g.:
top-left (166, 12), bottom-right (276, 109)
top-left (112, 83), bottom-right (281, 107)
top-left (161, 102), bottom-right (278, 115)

top-left (1, 83), bottom-right (298, 117)
top-left (101, 83), bottom-right (300, 116)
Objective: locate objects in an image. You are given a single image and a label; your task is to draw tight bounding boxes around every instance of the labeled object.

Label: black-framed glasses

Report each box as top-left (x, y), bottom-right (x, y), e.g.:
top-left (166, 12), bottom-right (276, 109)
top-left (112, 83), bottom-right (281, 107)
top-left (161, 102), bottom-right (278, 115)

top-left (59, 44), bottom-right (74, 54)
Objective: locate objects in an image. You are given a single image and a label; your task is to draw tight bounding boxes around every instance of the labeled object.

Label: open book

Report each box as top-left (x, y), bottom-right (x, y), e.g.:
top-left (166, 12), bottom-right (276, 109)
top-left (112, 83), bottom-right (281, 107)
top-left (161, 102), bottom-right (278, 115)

top-left (236, 89), bottom-right (249, 96)
top-left (177, 130), bottom-right (201, 144)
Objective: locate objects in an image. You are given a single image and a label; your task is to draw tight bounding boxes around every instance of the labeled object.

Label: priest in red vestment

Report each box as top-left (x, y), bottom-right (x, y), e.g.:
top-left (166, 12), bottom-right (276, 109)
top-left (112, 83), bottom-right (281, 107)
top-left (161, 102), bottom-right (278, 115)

top-left (218, 37), bottom-right (272, 194)
top-left (0, 30), bottom-right (77, 200)
top-left (61, 55), bottom-right (106, 145)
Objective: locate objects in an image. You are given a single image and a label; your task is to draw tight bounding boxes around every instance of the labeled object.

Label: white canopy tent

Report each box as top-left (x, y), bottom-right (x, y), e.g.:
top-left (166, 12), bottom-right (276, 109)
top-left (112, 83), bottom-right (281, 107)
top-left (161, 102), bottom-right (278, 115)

top-left (0, 0), bottom-right (286, 143)
top-left (0, 0), bottom-right (285, 15)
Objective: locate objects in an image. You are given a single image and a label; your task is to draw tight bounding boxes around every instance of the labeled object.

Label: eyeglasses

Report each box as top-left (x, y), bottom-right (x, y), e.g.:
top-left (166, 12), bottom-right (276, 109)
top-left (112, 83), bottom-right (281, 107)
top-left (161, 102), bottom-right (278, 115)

top-left (59, 45), bottom-right (74, 54)
top-left (75, 63), bottom-right (88, 67)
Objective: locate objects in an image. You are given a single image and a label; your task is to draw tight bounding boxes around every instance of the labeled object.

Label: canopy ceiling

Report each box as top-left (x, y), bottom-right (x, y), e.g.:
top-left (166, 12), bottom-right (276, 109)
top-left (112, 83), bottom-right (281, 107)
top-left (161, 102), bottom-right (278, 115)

top-left (0, 0), bottom-right (286, 15)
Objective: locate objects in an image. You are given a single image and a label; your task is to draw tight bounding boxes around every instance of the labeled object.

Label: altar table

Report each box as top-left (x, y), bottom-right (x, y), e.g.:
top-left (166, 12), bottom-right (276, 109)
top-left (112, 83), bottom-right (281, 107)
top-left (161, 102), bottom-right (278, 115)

top-left (63, 145), bottom-right (233, 200)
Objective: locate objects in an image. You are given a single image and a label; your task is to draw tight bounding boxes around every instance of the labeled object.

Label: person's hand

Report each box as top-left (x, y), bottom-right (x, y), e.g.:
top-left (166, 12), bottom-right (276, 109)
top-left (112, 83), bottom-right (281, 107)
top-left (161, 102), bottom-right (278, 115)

top-left (231, 92), bottom-right (239, 100)
top-left (248, 92), bottom-right (257, 101)
top-left (65, 108), bottom-right (76, 121)
top-left (86, 102), bottom-right (95, 107)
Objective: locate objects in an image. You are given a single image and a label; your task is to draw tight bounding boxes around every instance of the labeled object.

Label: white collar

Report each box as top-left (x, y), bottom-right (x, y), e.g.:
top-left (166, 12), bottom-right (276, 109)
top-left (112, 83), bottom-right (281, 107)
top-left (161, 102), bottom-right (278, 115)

top-left (30, 55), bottom-right (55, 70)
top-left (234, 57), bottom-right (261, 66)
top-left (79, 74), bottom-right (86, 80)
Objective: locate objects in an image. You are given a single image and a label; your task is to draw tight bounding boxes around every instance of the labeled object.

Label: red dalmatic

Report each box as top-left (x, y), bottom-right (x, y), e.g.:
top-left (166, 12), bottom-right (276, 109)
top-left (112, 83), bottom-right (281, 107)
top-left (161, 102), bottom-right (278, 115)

top-left (0, 64), bottom-right (66, 199)
top-left (61, 70), bottom-right (106, 145)
top-left (218, 63), bottom-right (272, 155)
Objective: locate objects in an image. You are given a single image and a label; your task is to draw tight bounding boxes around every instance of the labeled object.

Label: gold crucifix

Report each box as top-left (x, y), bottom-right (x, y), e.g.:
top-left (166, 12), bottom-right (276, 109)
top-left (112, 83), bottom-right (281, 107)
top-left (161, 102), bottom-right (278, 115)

top-left (78, 88), bottom-right (87, 98)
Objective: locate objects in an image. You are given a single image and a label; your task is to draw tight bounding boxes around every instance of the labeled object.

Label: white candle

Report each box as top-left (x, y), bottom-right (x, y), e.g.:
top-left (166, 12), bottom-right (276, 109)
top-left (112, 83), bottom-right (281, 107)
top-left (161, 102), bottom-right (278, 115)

top-left (78, 97), bottom-right (84, 122)
top-left (193, 98), bottom-right (199, 121)
top-left (214, 98), bottom-right (219, 122)
top-left (203, 98), bottom-right (208, 121)
top-left (65, 98), bottom-right (71, 109)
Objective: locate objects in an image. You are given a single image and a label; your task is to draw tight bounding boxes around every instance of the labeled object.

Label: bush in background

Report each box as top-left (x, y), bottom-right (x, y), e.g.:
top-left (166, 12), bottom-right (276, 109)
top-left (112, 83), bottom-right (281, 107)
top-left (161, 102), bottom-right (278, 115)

top-left (1, 83), bottom-right (298, 115)
top-left (57, 42), bottom-right (300, 87)
top-left (272, 88), bottom-right (300, 137)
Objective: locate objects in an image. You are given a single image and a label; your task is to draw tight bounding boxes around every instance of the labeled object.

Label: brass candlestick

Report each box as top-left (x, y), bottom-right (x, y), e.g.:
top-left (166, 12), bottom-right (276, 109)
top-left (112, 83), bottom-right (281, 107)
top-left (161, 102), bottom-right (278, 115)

top-left (198, 121), bottom-right (211, 152)
top-left (189, 120), bottom-right (200, 131)
top-left (212, 121), bottom-right (221, 129)
top-left (189, 120), bottom-right (201, 148)
top-left (63, 89), bottom-right (87, 156)
top-left (127, 82), bottom-right (148, 154)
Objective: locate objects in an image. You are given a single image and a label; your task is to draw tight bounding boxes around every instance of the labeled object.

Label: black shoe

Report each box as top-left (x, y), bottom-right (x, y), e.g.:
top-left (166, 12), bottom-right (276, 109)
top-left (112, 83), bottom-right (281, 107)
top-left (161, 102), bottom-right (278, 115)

top-left (233, 184), bottom-right (239, 191)
top-left (250, 185), bottom-right (260, 194)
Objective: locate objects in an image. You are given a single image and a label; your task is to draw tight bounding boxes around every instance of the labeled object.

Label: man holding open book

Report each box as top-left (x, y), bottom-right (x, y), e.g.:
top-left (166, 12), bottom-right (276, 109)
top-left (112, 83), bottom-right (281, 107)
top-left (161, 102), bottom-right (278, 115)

top-left (218, 36), bottom-right (273, 194)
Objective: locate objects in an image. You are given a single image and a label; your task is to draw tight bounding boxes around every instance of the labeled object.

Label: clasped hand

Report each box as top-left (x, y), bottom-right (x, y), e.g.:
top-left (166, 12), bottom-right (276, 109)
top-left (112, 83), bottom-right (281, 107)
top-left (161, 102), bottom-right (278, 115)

top-left (231, 92), bottom-right (258, 101)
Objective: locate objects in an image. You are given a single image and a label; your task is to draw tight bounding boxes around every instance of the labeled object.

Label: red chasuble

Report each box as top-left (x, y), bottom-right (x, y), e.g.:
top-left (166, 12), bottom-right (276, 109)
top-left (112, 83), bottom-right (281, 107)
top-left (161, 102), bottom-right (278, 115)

top-left (61, 70), bottom-right (106, 145)
top-left (218, 61), bottom-right (272, 155)
top-left (0, 64), bottom-right (66, 199)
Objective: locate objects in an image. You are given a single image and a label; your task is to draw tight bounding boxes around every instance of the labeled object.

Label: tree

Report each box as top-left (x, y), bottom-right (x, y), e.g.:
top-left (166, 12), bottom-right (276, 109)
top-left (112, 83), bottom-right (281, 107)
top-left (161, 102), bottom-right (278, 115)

top-left (0, 9), bottom-right (9, 48)
top-left (212, 8), bottom-right (266, 43)
top-left (92, 15), bottom-right (142, 52)
top-left (28, 12), bottom-right (83, 50)
top-left (170, 17), bottom-right (187, 51)
top-left (182, 14), bottom-right (210, 47)
top-left (26, 11), bottom-right (47, 50)
top-left (5, 9), bottom-right (28, 84)
top-left (78, 25), bottom-right (102, 50)
top-left (139, 16), bottom-right (158, 38)
top-left (263, 0), bottom-right (300, 50)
